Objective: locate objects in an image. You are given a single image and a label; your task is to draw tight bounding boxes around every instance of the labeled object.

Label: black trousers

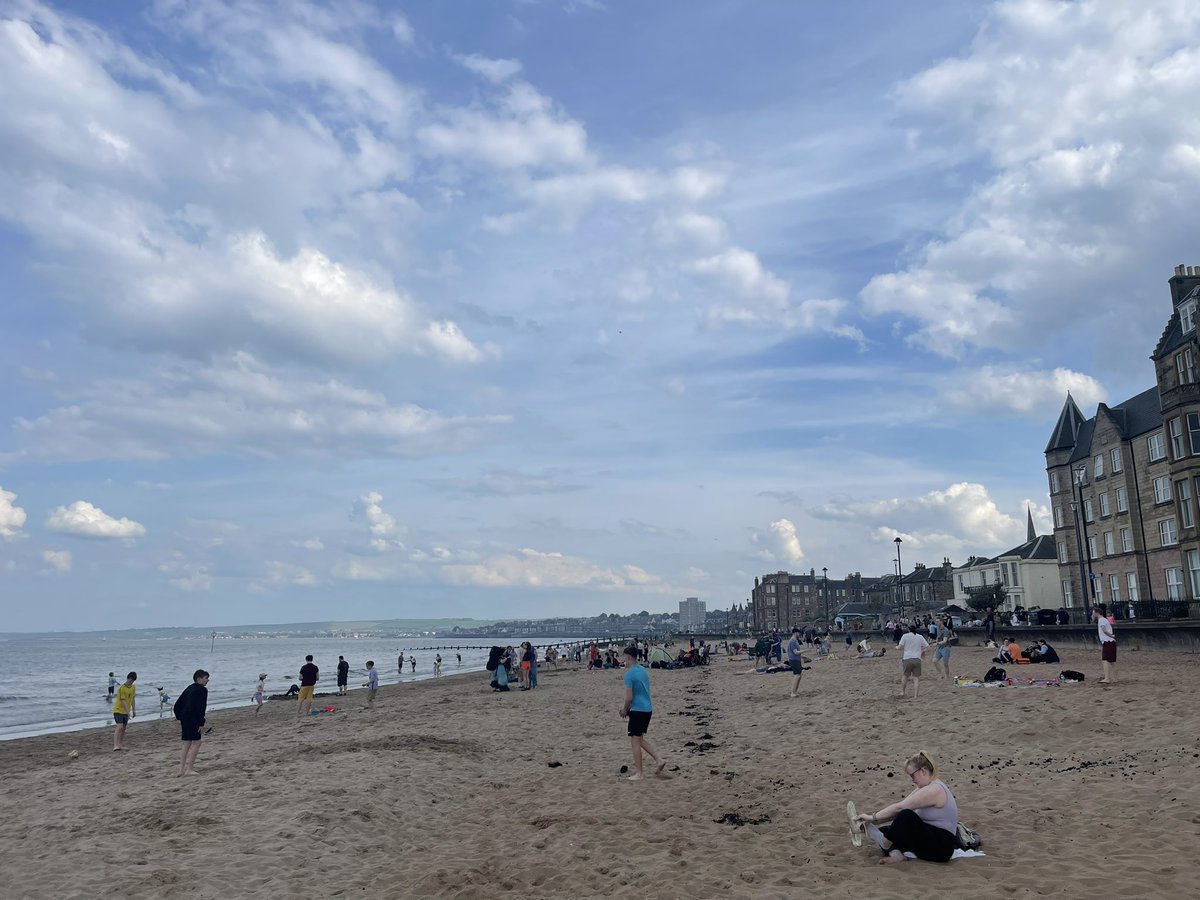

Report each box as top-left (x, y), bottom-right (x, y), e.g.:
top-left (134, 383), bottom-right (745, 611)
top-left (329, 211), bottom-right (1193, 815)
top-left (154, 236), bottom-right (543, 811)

top-left (882, 809), bottom-right (958, 862)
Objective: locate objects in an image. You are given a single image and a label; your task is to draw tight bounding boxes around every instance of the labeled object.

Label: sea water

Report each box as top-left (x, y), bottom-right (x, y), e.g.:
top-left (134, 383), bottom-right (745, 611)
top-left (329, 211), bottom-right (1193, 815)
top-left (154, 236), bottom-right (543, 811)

top-left (0, 634), bottom-right (577, 741)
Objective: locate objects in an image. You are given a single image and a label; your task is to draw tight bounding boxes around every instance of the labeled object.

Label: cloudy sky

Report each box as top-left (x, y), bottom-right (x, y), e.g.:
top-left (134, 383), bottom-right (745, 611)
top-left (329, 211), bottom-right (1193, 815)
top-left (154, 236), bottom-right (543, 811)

top-left (2, 0), bottom-right (1197, 631)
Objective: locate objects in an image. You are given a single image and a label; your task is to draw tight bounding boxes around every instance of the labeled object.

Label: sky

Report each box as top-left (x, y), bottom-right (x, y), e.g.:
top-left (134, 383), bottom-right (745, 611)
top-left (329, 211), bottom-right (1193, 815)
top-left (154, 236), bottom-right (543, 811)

top-left (3, 0), bottom-right (1200, 631)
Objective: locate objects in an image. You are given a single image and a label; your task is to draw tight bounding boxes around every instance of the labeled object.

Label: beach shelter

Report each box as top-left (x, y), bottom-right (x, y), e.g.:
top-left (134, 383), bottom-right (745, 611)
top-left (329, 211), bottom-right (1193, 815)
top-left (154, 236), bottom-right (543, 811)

top-left (648, 646), bottom-right (672, 667)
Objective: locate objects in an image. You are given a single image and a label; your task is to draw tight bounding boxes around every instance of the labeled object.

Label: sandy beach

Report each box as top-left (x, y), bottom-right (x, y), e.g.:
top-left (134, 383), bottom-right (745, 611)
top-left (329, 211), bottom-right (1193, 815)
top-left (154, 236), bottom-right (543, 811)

top-left (1, 642), bottom-right (1197, 899)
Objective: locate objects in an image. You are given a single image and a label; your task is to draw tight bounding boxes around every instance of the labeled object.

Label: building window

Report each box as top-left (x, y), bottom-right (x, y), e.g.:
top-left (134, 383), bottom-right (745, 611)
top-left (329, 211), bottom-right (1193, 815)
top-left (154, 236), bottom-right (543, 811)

top-left (1094, 453), bottom-right (1104, 478)
top-left (1171, 418), bottom-right (1186, 459)
top-left (1109, 574), bottom-right (1121, 604)
top-left (1054, 506), bottom-right (1064, 527)
top-left (1184, 300), bottom-right (1198, 334)
top-left (1110, 448), bottom-right (1123, 473)
top-left (1116, 487), bottom-right (1128, 513)
top-left (765, 584), bottom-right (775, 593)
top-left (1148, 432), bottom-right (1166, 461)
top-left (1127, 572), bottom-right (1139, 603)
top-left (1011, 563), bottom-right (1019, 587)
top-left (1178, 347), bottom-right (1197, 385)
top-left (1099, 492), bottom-right (1110, 517)
top-left (1095, 578), bottom-right (1103, 605)
top-left (1189, 413), bottom-right (1200, 456)
top-left (1083, 499), bottom-right (1094, 522)
top-left (1166, 567), bottom-right (1184, 600)
top-left (1057, 540), bottom-right (1068, 563)
top-left (1120, 527), bottom-right (1133, 553)
top-left (1000, 563), bottom-right (1010, 586)
top-left (1159, 518), bottom-right (1178, 547)
top-left (1087, 536), bottom-right (1097, 559)
top-left (1062, 579), bottom-right (1073, 607)
top-left (1179, 479), bottom-right (1194, 529)
top-left (1050, 470), bottom-right (1061, 493)
top-left (1103, 531), bottom-right (1114, 555)
top-left (1154, 476), bottom-right (1173, 504)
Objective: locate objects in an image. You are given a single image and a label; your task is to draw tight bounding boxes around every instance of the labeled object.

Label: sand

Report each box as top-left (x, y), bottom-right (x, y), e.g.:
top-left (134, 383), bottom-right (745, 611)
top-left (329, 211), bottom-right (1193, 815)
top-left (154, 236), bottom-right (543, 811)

top-left (1, 643), bottom-right (1198, 899)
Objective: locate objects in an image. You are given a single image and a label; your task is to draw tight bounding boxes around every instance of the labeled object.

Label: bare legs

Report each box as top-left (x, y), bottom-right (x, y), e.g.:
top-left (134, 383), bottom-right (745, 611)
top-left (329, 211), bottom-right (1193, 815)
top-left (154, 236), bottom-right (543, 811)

top-left (1100, 659), bottom-right (1117, 683)
top-left (113, 722), bottom-right (127, 751)
top-left (790, 674), bottom-right (802, 698)
top-left (900, 673), bottom-right (920, 700)
top-left (628, 735), bottom-right (666, 781)
top-left (179, 739), bottom-right (201, 775)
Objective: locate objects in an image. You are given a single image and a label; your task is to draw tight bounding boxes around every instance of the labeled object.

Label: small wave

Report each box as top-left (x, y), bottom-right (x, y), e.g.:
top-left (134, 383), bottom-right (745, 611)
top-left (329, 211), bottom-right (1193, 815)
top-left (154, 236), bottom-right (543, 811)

top-left (0, 695), bottom-right (30, 703)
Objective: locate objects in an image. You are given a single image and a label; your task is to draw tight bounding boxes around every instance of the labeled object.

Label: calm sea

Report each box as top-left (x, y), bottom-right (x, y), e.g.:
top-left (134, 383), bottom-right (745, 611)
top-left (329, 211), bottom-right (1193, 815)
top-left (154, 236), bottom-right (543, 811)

top-left (0, 633), bottom-right (586, 741)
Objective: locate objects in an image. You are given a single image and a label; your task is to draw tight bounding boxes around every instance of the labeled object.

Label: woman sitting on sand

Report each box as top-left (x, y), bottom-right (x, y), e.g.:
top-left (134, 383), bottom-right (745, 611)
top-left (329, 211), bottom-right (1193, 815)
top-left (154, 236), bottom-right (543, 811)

top-left (853, 751), bottom-right (960, 864)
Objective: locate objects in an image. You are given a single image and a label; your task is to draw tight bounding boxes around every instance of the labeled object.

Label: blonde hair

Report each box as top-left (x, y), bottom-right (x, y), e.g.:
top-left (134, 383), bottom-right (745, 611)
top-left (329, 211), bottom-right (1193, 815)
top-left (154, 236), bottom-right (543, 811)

top-left (905, 750), bottom-right (939, 781)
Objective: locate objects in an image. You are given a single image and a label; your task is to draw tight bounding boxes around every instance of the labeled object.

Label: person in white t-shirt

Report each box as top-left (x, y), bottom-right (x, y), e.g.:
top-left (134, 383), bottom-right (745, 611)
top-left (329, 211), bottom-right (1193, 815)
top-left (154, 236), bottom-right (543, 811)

top-left (1093, 604), bottom-right (1117, 684)
top-left (897, 624), bottom-right (930, 700)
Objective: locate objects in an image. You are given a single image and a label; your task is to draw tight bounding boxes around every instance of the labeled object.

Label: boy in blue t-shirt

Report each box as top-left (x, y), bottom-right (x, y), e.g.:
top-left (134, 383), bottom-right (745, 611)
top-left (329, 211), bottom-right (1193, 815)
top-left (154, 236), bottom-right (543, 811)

top-left (620, 646), bottom-right (666, 781)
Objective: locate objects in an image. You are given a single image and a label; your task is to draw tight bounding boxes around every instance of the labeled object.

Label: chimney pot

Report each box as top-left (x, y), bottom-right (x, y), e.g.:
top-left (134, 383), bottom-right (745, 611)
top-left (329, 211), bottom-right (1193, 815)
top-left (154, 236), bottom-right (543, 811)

top-left (1177, 265), bottom-right (1186, 276)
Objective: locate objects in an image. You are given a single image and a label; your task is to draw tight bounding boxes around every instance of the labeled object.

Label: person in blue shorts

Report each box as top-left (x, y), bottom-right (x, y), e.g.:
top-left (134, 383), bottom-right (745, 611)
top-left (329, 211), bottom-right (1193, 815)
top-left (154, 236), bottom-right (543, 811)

top-left (619, 645), bottom-right (666, 781)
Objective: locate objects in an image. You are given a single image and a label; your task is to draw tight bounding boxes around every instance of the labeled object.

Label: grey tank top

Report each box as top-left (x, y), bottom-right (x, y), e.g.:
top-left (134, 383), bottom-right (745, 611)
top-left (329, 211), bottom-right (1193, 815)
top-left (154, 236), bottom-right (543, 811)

top-left (915, 780), bottom-right (958, 834)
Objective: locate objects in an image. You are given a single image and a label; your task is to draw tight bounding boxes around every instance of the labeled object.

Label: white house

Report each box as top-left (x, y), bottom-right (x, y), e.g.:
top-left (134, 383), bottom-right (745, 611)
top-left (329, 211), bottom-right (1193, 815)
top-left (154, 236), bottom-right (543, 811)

top-left (953, 519), bottom-right (1061, 613)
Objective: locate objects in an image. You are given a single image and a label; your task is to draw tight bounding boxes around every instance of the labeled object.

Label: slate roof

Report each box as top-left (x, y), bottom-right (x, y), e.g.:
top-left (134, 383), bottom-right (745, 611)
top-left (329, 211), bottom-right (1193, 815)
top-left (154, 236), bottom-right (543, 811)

top-left (997, 534), bottom-right (1057, 561)
top-left (1062, 387), bottom-right (1162, 463)
top-left (835, 602), bottom-right (873, 617)
top-left (1045, 394), bottom-right (1085, 453)
top-left (1153, 284), bottom-right (1199, 359)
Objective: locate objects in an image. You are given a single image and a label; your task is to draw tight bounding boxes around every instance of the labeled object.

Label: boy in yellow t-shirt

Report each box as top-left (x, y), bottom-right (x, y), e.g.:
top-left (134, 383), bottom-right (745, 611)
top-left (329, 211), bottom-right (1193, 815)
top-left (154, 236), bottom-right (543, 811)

top-left (112, 672), bottom-right (137, 751)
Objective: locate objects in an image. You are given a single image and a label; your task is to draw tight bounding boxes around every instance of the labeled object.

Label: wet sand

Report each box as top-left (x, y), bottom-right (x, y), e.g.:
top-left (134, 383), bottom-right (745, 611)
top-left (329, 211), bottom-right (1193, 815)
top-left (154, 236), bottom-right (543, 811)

top-left (1, 644), bottom-right (1197, 898)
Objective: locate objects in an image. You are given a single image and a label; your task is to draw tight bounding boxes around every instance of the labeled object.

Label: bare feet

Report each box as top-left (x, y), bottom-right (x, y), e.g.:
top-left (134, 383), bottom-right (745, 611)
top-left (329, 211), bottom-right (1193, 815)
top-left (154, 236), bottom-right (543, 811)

top-left (626, 773), bottom-right (644, 781)
top-left (654, 761), bottom-right (668, 777)
top-left (879, 851), bottom-right (907, 865)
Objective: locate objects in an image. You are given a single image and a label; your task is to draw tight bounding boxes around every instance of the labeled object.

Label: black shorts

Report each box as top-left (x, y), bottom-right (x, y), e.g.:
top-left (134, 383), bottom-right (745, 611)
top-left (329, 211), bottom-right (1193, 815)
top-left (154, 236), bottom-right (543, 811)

top-left (627, 710), bottom-right (652, 737)
top-left (113, 713), bottom-right (128, 726)
top-left (789, 659), bottom-right (804, 676)
top-left (337, 678), bottom-right (348, 687)
top-left (180, 721), bottom-right (203, 742)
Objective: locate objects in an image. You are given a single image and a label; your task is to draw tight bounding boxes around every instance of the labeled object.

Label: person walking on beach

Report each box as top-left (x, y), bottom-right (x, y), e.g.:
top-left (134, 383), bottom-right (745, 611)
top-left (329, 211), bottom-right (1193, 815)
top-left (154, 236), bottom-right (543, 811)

top-left (174, 669), bottom-right (209, 776)
top-left (112, 671), bottom-right (136, 751)
top-left (619, 645), bottom-right (666, 781)
top-left (931, 617), bottom-right (955, 682)
top-left (434, 654), bottom-right (443, 677)
top-left (786, 627), bottom-right (805, 698)
top-left (528, 645), bottom-right (538, 689)
top-left (409, 655), bottom-right (416, 673)
top-left (253, 673), bottom-right (266, 715)
top-left (898, 624), bottom-right (929, 700)
top-left (337, 656), bottom-right (350, 696)
top-left (107, 672), bottom-right (117, 701)
top-left (1094, 604), bottom-right (1118, 683)
top-left (398, 655), bottom-right (404, 675)
top-left (363, 660), bottom-right (379, 707)
top-left (297, 655), bottom-right (319, 717)
top-left (984, 607), bottom-right (996, 644)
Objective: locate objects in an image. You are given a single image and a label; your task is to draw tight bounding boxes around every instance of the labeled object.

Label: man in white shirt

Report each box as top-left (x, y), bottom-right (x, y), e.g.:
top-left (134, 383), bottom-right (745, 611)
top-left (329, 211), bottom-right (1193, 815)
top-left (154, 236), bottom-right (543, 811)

top-left (897, 624), bottom-right (930, 700)
top-left (1093, 604), bottom-right (1117, 683)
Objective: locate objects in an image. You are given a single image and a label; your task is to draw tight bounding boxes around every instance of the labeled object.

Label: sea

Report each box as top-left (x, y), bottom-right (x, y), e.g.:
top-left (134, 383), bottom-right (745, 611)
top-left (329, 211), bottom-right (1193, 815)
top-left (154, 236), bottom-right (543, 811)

top-left (0, 633), bottom-right (590, 741)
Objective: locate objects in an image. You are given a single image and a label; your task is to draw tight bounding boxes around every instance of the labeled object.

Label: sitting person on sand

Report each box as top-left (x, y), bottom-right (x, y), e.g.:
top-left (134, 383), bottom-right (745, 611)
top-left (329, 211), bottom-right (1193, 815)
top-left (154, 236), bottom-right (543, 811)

top-left (856, 647), bottom-right (887, 659)
top-left (854, 751), bottom-right (960, 864)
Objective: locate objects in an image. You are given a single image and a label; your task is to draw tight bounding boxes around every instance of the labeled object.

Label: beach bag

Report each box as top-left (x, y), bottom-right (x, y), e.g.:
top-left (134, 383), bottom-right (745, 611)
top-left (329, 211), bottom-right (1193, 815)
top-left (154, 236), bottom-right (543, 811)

top-left (983, 666), bottom-right (1006, 683)
top-left (1060, 670), bottom-right (1086, 683)
top-left (956, 823), bottom-right (982, 851)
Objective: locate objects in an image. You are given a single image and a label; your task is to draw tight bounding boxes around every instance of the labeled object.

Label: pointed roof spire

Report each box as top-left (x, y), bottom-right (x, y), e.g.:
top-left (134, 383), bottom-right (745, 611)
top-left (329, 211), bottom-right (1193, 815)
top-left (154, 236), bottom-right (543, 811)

top-left (1027, 504), bottom-right (1036, 542)
top-left (1045, 392), bottom-right (1085, 453)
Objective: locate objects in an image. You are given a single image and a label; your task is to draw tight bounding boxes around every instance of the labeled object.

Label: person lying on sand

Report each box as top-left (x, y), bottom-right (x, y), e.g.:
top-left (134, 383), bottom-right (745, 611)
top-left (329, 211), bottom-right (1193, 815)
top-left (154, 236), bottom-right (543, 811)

top-left (852, 751), bottom-right (960, 864)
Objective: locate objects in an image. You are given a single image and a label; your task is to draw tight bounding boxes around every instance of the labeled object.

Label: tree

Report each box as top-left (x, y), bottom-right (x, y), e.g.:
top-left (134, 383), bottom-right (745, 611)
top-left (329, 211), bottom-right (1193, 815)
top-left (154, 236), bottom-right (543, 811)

top-left (965, 584), bottom-right (1006, 613)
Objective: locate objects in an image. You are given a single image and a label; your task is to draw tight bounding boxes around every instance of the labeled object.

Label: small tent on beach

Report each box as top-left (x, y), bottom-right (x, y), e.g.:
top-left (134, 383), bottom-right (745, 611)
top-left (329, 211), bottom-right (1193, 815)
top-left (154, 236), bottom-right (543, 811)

top-left (648, 646), bottom-right (672, 668)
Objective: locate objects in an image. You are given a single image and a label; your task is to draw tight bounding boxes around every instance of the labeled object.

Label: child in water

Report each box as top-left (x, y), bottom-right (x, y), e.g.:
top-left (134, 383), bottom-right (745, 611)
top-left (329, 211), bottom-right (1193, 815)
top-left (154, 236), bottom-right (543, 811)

top-left (253, 673), bottom-right (266, 715)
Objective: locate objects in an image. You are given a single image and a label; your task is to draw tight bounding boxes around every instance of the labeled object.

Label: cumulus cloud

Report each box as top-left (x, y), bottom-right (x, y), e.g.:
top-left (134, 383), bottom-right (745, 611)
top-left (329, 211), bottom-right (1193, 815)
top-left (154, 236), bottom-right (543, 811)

top-left (356, 491), bottom-right (404, 551)
top-left (942, 366), bottom-right (1107, 417)
top-left (425, 469), bottom-right (584, 497)
top-left (45, 501), bottom-right (146, 539)
top-left (861, 0), bottom-right (1200, 358)
top-left (0, 486), bottom-right (27, 539)
top-left (164, 565), bottom-right (213, 592)
top-left (812, 482), bottom-right (1048, 554)
top-left (254, 561), bottom-right (317, 590)
top-left (41, 549), bottom-right (72, 573)
top-left (441, 547), bottom-right (668, 590)
top-left (752, 518), bottom-right (805, 564)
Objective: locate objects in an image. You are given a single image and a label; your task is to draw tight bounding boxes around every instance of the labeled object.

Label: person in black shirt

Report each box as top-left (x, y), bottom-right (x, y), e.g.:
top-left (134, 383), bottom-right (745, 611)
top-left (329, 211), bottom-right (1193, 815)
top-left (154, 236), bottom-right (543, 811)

top-left (297, 655), bottom-right (319, 717)
top-left (174, 669), bottom-right (209, 776)
top-left (336, 656), bottom-right (350, 696)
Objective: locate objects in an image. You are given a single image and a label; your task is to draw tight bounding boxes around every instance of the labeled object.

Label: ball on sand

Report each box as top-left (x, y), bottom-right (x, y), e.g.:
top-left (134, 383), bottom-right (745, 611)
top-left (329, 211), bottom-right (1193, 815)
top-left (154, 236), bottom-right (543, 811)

top-left (68, 750), bottom-right (80, 759)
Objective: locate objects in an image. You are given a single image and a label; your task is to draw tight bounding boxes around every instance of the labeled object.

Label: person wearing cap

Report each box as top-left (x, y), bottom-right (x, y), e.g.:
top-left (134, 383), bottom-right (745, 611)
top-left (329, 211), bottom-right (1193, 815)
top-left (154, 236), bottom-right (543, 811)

top-left (253, 673), bottom-right (267, 714)
top-left (174, 669), bottom-right (210, 776)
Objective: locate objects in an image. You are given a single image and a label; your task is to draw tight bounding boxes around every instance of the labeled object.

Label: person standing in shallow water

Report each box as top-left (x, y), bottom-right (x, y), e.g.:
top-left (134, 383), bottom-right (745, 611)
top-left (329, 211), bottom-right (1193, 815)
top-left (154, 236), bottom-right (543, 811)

top-left (174, 669), bottom-right (209, 776)
top-left (112, 671), bottom-right (136, 751)
top-left (619, 645), bottom-right (666, 781)
top-left (336, 656), bottom-right (350, 696)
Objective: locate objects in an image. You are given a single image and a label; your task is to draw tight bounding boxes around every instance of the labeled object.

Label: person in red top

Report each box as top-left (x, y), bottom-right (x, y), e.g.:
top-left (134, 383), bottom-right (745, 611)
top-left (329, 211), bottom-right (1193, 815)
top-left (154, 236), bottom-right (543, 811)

top-left (297, 655), bottom-right (319, 717)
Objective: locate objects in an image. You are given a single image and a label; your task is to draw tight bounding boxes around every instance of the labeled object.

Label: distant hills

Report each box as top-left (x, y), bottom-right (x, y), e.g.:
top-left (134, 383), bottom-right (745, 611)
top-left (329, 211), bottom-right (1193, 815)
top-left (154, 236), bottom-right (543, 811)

top-left (0, 618), bottom-right (496, 639)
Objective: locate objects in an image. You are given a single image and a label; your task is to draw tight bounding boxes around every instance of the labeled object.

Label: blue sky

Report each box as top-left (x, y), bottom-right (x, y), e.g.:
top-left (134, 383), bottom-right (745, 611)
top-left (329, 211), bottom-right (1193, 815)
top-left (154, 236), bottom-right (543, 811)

top-left (3, 0), bottom-right (1199, 631)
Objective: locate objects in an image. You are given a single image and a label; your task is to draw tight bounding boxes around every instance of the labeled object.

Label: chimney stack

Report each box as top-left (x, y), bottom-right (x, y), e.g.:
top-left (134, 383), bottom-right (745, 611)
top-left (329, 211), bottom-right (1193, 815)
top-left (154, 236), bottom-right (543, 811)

top-left (1177, 265), bottom-right (1186, 276)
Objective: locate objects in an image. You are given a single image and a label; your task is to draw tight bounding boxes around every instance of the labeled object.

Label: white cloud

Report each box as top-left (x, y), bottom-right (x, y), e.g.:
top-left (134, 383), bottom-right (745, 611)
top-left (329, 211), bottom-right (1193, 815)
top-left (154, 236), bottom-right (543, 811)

top-left (254, 561), bottom-right (317, 590)
top-left (45, 501), bottom-right (146, 539)
top-left (453, 53), bottom-right (523, 84)
top-left (813, 482), bottom-right (1046, 554)
top-left (441, 547), bottom-right (668, 590)
top-left (426, 469), bottom-right (584, 497)
top-left (942, 366), bottom-right (1107, 417)
top-left (356, 491), bottom-right (404, 551)
top-left (861, 0), bottom-right (1200, 358)
top-left (165, 565), bottom-right (212, 592)
top-left (0, 486), bottom-right (27, 539)
top-left (752, 518), bottom-right (805, 564)
top-left (7, 353), bottom-right (510, 463)
top-left (294, 538), bottom-right (325, 551)
top-left (41, 549), bottom-right (72, 573)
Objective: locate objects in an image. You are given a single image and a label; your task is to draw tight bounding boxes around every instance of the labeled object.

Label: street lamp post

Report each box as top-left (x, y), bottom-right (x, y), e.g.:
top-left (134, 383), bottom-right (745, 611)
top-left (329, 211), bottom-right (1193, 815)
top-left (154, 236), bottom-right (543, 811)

top-left (822, 566), bottom-right (829, 630)
top-left (1075, 467), bottom-right (1097, 606)
top-left (894, 537), bottom-right (904, 620)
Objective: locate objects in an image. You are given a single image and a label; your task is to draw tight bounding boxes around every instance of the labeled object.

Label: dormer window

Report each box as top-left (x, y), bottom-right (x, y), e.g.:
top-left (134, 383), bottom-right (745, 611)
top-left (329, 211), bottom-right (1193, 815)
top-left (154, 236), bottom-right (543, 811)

top-left (1182, 299), bottom-right (1197, 333)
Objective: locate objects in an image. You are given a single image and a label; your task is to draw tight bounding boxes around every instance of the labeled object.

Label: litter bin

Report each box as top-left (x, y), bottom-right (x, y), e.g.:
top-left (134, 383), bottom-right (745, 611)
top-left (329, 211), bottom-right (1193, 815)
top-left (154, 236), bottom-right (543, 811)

top-left (1035, 608), bottom-right (1058, 626)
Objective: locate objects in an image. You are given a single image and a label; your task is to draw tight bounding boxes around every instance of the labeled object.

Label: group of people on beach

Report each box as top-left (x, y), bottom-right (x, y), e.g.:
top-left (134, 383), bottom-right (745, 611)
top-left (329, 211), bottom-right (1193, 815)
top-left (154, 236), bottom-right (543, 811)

top-left (109, 668), bottom-right (210, 775)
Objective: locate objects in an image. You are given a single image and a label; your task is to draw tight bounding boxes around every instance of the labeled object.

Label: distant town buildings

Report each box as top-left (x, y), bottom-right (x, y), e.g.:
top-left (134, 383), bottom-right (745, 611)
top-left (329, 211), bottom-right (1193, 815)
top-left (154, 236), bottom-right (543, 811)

top-left (1047, 265), bottom-right (1200, 610)
top-left (678, 597), bottom-right (707, 632)
top-left (952, 512), bottom-right (1059, 613)
top-left (749, 569), bottom-right (882, 632)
